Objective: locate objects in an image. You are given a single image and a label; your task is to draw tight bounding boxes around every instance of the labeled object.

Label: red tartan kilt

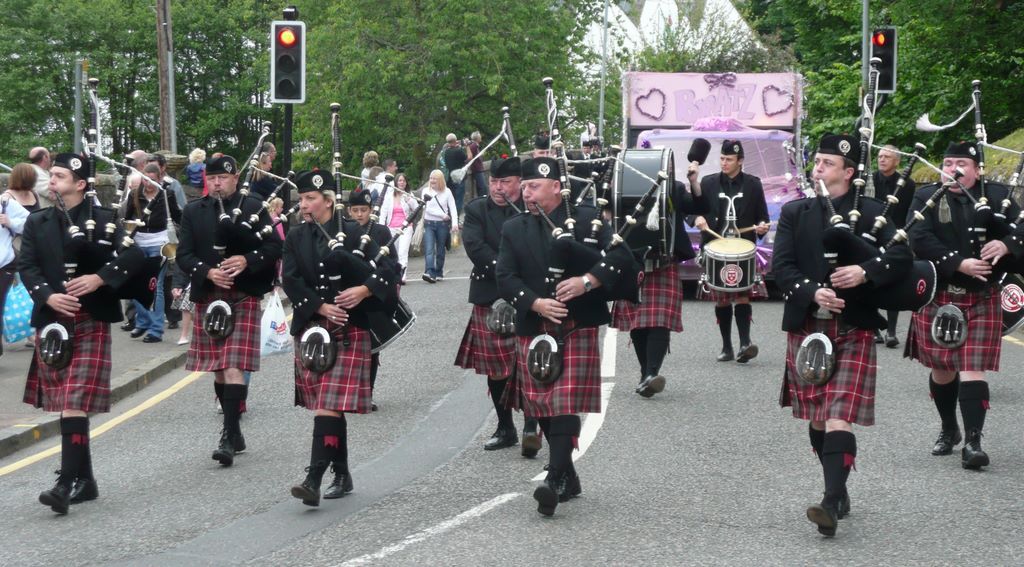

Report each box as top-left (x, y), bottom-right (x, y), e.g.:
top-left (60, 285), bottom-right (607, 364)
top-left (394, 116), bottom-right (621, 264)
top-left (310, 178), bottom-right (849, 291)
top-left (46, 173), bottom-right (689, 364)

top-left (699, 280), bottom-right (768, 303)
top-left (186, 291), bottom-right (262, 373)
top-left (454, 304), bottom-right (517, 378)
top-left (906, 289), bottom-right (1000, 371)
top-left (23, 313), bottom-right (112, 413)
top-left (506, 323), bottom-right (601, 417)
top-left (293, 322), bottom-right (373, 413)
top-left (611, 263), bottom-right (684, 332)
top-left (780, 316), bottom-right (877, 426)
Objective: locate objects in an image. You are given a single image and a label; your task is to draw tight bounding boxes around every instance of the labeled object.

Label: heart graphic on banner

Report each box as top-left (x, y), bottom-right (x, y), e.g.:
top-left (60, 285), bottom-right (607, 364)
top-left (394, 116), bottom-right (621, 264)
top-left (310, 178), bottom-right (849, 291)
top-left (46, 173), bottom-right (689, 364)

top-left (635, 88), bottom-right (667, 121)
top-left (762, 85), bottom-right (794, 117)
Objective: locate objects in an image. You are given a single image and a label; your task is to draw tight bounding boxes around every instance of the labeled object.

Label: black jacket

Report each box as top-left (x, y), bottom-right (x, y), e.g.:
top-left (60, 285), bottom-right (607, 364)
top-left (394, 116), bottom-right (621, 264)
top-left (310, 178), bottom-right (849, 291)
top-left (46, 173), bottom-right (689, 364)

top-left (696, 171), bottom-right (769, 246)
top-left (462, 195), bottom-right (525, 305)
top-left (18, 202), bottom-right (145, 327)
top-left (497, 203), bottom-right (630, 337)
top-left (177, 191), bottom-right (282, 302)
top-left (908, 181), bottom-right (1024, 291)
top-left (671, 180), bottom-right (707, 261)
top-left (124, 188), bottom-right (182, 233)
top-left (282, 217), bottom-right (398, 335)
top-left (872, 170), bottom-right (915, 227)
top-left (771, 193), bottom-right (912, 333)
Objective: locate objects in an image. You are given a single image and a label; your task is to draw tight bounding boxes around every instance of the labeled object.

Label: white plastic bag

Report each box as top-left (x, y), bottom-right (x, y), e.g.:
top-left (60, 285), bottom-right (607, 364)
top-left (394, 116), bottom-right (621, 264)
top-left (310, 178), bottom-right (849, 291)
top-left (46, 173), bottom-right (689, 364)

top-left (260, 291), bottom-right (292, 356)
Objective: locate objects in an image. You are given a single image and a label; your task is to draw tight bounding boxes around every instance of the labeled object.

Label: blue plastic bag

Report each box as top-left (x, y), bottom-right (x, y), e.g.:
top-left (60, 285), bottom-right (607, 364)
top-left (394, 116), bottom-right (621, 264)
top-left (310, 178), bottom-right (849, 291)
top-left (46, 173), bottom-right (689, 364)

top-left (3, 279), bottom-right (33, 344)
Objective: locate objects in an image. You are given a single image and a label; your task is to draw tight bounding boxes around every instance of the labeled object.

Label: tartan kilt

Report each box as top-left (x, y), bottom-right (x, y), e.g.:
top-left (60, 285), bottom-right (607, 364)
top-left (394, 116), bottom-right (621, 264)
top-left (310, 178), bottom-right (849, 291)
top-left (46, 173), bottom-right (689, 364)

top-left (454, 304), bottom-right (517, 378)
top-left (23, 313), bottom-right (112, 413)
top-left (906, 288), bottom-right (1000, 372)
top-left (186, 289), bottom-right (262, 373)
top-left (293, 321), bottom-right (373, 413)
top-left (506, 322), bottom-right (601, 417)
top-left (611, 263), bottom-right (684, 332)
top-left (779, 316), bottom-right (877, 426)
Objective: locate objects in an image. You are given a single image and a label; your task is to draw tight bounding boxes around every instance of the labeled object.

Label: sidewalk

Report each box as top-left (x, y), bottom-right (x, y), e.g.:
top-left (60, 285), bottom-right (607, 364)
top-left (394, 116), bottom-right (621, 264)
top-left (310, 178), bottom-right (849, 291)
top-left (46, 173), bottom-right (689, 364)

top-left (0, 324), bottom-right (191, 459)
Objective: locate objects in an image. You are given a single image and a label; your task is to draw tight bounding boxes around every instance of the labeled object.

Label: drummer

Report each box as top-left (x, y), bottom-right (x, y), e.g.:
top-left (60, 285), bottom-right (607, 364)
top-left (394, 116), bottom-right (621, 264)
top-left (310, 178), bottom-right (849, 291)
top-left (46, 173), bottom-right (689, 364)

top-left (693, 140), bottom-right (770, 363)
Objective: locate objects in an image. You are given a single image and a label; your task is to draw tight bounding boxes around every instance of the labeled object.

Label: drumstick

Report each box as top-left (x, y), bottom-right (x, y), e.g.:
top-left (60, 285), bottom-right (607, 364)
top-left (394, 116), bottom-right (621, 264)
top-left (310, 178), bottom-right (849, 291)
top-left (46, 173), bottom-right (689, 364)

top-left (738, 222), bottom-right (773, 234)
top-left (701, 226), bottom-right (725, 240)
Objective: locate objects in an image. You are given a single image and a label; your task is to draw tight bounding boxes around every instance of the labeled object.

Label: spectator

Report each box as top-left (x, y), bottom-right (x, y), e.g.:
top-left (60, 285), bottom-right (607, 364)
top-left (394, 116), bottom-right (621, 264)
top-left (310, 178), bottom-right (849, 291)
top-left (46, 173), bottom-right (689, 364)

top-left (366, 166), bottom-right (384, 203)
top-left (147, 153), bottom-right (187, 210)
top-left (420, 169), bottom-right (459, 283)
top-left (268, 196), bottom-right (285, 294)
top-left (169, 263), bottom-right (193, 346)
top-left (380, 172), bottom-right (416, 284)
top-left (360, 151), bottom-right (379, 187)
top-left (0, 179), bottom-right (31, 357)
top-left (185, 148), bottom-right (207, 191)
top-left (441, 133), bottom-right (469, 216)
top-left (4, 163), bottom-right (43, 212)
top-left (250, 151), bottom-right (277, 199)
top-left (383, 158), bottom-right (398, 176)
top-left (26, 146), bottom-right (53, 208)
top-left (467, 131), bottom-right (488, 197)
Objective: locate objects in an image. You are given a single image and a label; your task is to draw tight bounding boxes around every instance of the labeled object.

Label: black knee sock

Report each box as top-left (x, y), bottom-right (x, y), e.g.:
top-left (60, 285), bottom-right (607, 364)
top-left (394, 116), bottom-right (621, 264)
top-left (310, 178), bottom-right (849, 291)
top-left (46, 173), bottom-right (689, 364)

top-left (734, 303), bottom-right (753, 346)
top-left (929, 373), bottom-right (960, 431)
top-left (821, 431), bottom-right (856, 506)
top-left (309, 416), bottom-right (339, 482)
top-left (958, 380), bottom-right (989, 434)
top-left (537, 417), bottom-right (552, 438)
top-left (546, 415), bottom-right (581, 478)
top-left (886, 310), bottom-right (899, 336)
top-left (370, 354), bottom-right (380, 392)
top-left (488, 378), bottom-right (514, 430)
top-left (214, 381), bottom-right (225, 402)
top-left (629, 329), bottom-right (649, 375)
top-left (808, 423), bottom-right (825, 465)
top-left (645, 328), bottom-right (670, 376)
top-left (221, 384), bottom-right (246, 437)
top-left (59, 417), bottom-right (90, 486)
top-left (714, 305), bottom-right (733, 350)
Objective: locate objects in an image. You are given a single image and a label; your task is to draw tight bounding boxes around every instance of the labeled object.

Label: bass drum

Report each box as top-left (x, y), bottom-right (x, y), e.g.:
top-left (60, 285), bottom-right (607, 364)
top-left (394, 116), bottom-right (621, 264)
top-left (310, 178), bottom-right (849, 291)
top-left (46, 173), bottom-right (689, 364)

top-left (613, 148), bottom-right (675, 260)
top-left (1000, 272), bottom-right (1024, 335)
top-left (366, 299), bottom-right (416, 353)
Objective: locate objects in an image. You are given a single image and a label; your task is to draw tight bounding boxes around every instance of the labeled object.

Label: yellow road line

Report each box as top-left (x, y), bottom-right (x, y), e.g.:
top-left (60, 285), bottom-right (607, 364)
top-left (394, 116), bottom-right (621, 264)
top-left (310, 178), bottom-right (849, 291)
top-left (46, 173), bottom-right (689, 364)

top-left (1003, 335), bottom-right (1024, 347)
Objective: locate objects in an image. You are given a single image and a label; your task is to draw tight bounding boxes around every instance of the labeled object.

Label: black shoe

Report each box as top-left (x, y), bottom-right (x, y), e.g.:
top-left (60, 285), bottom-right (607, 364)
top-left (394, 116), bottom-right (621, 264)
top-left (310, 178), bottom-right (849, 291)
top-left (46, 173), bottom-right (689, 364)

top-left (167, 321), bottom-right (179, 330)
top-left (323, 464), bottom-right (354, 499)
top-left (142, 334), bottom-right (163, 343)
top-left (371, 402), bottom-right (379, 412)
top-left (39, 481), bottom-right (72, 515)
top-left (931, 428), bottom-right (962, 456)
top-left (422, 274), bottom-right (436, 283)
top-left (290, 463), bottom-right (328, 507)
top-left (212, 430), bottom-right (235, 466)
top-left (636, 374), bottom-right (666, 398)
top-left (521, 420), bottom-right (542, 458)
top-left (130, 328), bottom-right (146, 339)
top-left (806, 502), bottom-right (838, 537)
top-left (534, 475), bottom-right (565, 517)
top-left (484, 427), bottom-right (518, 451)
top-left (885, 334), bottom-right (899, 348)
top-left (736, 343), bottom-right (759, 363)
top-left (69, 478), bottom-right (99, 504)
top-left (560, 473), bottom-right (582, 502)
top-left (837, 492), bottom-right (851, 519)
top-left (717, 348), bottom-right (734, 362)
top-left (120, 321), bottom-right (135, 332)
top-left (874, 330), bottom-right (884, 344)
top-left (232, 432), bottom-right (246, 454)
top-left (961, 429), bottom-right (989, 469)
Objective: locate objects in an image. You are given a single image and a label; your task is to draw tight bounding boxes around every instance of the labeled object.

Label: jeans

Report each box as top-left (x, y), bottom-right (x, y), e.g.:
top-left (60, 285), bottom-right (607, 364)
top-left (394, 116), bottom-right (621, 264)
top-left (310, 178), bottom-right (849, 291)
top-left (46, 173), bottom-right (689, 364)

top-left (132, 245), bottom-right (166, 338)
top-left (423, 220), bottom-right (449, 278)
top-left (472, 171), bottom-right (489, 198)
top-left (450, 180), bottom-right (466, 217)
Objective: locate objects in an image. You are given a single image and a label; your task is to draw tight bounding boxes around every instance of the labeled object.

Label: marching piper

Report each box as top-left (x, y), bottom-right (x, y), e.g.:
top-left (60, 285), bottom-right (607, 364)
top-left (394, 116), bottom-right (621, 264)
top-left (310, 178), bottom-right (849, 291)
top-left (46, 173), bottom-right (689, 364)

top-left (455, 156), bottom-right (544, 455)
top-left (20, 153), bottom-right (147, 514)
top-left (905, 142), bottom-right (1024, 468)
top-left (496, 156), bottom-right (633, 517)
top-left (177, 155), bottom-right (282, 467)
top-left (772, 134), bottom-right (912, 537)
top-left (693, 140), bottom-right (770, 363)
top-left (283, 171), bottom-right (399, 506)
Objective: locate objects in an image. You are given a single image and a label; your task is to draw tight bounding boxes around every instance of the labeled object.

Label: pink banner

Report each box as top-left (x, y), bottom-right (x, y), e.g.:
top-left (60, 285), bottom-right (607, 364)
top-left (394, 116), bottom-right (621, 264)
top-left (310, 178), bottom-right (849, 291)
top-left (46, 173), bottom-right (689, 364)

top-left (625, 72), bottom-right (800, 129)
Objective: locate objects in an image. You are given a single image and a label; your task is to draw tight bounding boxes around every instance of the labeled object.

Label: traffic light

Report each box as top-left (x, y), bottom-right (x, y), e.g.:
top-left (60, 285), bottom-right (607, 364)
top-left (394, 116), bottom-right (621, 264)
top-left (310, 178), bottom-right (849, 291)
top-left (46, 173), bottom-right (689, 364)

top-left (870, 27), bottom-right (897, 94)
top-left (270, 20), bottom-right (305, 103)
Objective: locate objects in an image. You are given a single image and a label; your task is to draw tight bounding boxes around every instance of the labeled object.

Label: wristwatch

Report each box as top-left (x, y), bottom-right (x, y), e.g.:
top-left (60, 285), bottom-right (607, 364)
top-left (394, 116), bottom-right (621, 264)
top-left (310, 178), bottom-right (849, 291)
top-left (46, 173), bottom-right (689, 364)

top-left (582, 275), bottom-right (593, 292)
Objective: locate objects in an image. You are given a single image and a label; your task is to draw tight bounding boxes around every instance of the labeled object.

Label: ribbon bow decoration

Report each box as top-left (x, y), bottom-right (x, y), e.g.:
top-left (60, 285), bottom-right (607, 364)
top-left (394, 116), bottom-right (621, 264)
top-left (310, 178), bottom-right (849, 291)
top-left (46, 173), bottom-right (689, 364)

top-left (704, 73), bottom-right (738, 90)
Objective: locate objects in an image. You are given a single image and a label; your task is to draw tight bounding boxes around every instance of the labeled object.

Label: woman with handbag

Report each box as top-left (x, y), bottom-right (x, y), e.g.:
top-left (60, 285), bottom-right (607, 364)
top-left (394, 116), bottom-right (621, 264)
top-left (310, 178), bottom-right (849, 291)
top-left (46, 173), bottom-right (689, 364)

top-left (420, 170), bottom-right (459, 283)
top-left (0, 170), bottom-right (31, 357)
top-left (379, 173), bottom-right (417, 284)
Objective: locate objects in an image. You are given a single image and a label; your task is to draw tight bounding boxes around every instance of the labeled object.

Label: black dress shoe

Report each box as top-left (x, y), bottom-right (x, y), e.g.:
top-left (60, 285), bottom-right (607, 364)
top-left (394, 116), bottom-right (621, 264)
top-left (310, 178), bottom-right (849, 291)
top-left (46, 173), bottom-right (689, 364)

top-left (371, 402), bottom-right (379, 412)
top-left (717, 348), bottom-right (734, 362)
top-left (931, 428), bottom-right (962, 456)
top-left (560, 473), bottom-right (581, 502)
top-left (167, 321), bottom-right (179, 330)
top-left (874, 330), bottom-right (884, 344)
top-left (736, 343), bottom-right (759, 363)
top-left (69, 478), bottom-right (99, 504)
top-left (290, 463), bottom-right (328, 507)
top-left (521, 419), bottom-right (542, 458)
top-left (232, 432), bottom-right (246, 454)
top-left (130, 328), bottom-right (147, 338)
top-left (534, 475), bottom-right (566, 517)
top-left (212, 430), bottom-right (235, 466)
top-left (484, 427), bottom-right (518, 451)
top-left (635, 375), bottom-right (666, 398)
top-left (142, 334), bottom-right (163, 343)
top-left (884, 334), bottom-right (900, 348)
top-left (323, 465), bottom-right (354, 499)
top-left (39, 482), bottom-right (72, 515)
top-left (806, 502), bottom-right (838, 537)
top-left (120, 321), bottom-right (135, 332)
top-left (961, 429), bottom-right (989, 469)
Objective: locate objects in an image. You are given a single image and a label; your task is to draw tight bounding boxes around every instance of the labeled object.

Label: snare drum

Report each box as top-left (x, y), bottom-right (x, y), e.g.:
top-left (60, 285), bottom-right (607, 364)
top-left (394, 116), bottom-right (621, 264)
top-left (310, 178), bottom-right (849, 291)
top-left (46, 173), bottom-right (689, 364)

top-left (702, 237), bottom-right (758, 292)
top-left (1000, 273), bottom-right (1024, 335)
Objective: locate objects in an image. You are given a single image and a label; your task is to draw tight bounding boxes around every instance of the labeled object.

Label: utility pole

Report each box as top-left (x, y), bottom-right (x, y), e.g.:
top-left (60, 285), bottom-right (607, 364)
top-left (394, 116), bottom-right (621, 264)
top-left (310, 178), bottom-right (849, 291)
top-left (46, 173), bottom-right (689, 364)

top-left (74, 59), bottom-right (84, 153)
top-left (156, 0), bottom-right (177, 153)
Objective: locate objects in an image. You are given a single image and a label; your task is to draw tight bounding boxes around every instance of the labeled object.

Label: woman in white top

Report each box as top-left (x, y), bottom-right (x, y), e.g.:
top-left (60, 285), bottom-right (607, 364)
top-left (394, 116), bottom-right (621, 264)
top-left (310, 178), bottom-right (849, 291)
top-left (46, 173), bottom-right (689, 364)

top-left (379, 173), bottom-right (417, 283)
top-left (0, 173), bottom-right (31, 357)
top-left (420, 169), bottom-right (459, 283)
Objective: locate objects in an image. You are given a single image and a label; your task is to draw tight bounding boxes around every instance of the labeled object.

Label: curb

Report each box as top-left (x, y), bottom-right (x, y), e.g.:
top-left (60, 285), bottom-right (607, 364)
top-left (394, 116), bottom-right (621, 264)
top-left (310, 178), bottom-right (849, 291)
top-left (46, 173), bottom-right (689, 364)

top-left (0, 347), bottom-right (189, 461)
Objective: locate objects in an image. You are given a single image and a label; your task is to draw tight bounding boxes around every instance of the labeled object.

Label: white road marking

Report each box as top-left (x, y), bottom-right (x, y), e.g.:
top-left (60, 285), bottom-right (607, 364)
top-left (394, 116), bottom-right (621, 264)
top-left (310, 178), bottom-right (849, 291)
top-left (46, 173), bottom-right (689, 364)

top-left (337, 493), bottom-right (521, 566)
top-left (532, 382), bottom-right (616, 481)
top-left (601, 327), bottom-right (617, 378)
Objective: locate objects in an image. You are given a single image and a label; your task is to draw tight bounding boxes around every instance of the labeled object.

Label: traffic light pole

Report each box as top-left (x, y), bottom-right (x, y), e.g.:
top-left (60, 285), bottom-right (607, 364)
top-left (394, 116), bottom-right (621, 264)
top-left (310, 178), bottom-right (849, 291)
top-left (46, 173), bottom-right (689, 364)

top-left (282, 103), bottom-right (293, 233)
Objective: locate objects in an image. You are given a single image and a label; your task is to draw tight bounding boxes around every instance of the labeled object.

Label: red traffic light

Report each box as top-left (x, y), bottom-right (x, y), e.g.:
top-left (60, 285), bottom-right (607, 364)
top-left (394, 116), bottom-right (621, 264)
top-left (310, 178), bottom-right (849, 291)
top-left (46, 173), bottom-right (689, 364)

top-left (278, 27), bottom-right (297, 47)
top-left (872, 32), bottom-right (886, 47)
